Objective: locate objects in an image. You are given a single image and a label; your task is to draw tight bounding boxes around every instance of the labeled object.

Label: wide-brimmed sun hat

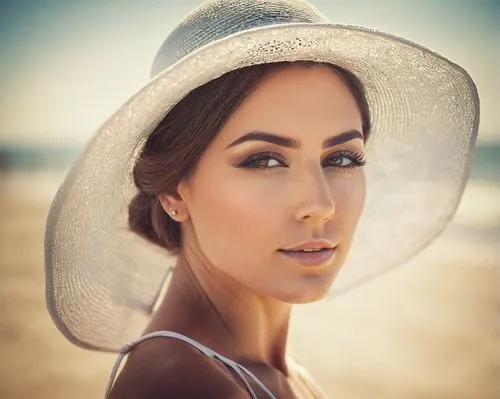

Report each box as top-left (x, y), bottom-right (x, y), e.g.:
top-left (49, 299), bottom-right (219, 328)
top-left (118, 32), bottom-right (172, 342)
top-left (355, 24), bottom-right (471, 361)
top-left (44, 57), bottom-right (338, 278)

top-left (44, 0), bottom-right (479, 352)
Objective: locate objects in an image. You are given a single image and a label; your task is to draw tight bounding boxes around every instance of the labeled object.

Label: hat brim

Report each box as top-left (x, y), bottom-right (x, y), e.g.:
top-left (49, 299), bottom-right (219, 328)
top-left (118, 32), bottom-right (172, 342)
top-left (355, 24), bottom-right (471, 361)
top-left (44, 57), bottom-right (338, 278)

top-left (44, 23), bottom-right (479, 351)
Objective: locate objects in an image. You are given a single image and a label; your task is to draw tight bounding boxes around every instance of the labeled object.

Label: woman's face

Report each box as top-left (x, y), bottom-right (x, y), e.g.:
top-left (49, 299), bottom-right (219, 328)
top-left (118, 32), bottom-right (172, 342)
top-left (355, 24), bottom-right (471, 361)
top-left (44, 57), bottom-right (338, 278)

top-left (177, 65), bottom-right (366, 303)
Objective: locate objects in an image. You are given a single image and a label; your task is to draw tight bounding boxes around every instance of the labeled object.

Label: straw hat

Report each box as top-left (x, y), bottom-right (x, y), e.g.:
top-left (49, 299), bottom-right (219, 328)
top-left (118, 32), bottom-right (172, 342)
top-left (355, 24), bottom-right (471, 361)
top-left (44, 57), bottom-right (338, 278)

top-left (45, 0), bottom-right (479, 351)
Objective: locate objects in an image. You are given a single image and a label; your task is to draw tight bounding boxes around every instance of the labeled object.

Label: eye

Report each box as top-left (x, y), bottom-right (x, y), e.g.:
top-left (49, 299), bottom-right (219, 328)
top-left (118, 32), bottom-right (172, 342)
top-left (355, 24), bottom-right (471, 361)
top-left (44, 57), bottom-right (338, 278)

top-left (323, 151), bottom-right (366, 169)
top-left (237, 151), bottom-right (288, 169)
top-left (331, 155), bottom-right (354, 167)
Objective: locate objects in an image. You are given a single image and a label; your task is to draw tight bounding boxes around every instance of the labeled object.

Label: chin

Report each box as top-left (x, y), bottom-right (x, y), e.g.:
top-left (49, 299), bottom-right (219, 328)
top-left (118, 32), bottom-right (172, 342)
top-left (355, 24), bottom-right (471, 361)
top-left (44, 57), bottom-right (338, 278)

top-left (276, 276), bottom-right (335, 304)
top-left (292, 289), bottom-right (331, 304)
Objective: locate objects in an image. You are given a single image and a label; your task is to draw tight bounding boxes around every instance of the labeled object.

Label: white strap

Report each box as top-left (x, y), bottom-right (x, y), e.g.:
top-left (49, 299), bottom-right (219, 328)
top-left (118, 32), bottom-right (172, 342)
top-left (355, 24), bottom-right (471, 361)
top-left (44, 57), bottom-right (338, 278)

top-left (104, 331), bottom-right (277, 399)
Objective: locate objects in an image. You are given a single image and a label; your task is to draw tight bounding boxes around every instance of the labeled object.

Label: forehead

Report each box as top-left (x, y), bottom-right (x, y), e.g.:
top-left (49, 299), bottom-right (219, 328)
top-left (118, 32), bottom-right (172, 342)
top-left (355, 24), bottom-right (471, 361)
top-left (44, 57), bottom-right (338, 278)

top-left (216, 64), bottom-right (363, 144)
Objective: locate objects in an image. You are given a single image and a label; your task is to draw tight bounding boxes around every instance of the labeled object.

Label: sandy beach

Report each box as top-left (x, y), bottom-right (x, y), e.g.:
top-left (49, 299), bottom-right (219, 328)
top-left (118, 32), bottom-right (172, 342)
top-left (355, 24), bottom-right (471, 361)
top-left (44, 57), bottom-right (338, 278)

top-left (0, 173), bottom-right (498, 398)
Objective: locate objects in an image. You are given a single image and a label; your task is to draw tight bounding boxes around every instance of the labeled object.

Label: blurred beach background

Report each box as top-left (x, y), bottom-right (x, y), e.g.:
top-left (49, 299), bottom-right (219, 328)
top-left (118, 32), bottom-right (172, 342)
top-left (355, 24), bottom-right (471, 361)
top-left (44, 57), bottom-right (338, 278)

top-left (0, 0), bottom-right (498, 398)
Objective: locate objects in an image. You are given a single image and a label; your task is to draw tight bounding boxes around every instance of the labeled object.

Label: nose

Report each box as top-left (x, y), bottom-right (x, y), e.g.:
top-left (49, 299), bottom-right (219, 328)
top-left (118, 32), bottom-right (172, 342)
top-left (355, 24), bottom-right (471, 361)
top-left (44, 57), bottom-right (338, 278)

top-left (293, 167), bottom-right (335, 224)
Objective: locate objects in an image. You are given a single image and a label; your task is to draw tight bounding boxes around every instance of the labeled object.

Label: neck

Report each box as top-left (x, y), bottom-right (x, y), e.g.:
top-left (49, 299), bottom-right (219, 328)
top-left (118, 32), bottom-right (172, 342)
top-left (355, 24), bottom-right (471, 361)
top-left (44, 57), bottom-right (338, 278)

top-left (146, 252), bottom-right (293, 374)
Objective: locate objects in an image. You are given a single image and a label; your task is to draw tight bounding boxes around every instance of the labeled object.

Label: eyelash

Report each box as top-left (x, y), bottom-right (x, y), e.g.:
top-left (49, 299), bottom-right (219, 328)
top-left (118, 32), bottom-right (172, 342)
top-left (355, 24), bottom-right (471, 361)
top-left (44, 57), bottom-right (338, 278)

top-left (237, 150), bottom-right (367, 170)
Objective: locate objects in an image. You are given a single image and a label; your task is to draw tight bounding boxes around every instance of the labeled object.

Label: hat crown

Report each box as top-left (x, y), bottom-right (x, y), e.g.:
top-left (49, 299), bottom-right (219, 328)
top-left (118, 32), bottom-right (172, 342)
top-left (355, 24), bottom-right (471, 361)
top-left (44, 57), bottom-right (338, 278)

top-left (150, 0), bottom-right (327, 77)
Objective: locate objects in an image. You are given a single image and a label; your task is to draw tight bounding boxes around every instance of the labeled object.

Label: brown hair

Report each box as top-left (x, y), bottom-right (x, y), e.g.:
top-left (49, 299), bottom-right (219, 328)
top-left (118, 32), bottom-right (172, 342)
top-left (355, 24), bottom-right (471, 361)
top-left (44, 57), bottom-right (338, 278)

top-left (129, 61), bottom-right (371, 251)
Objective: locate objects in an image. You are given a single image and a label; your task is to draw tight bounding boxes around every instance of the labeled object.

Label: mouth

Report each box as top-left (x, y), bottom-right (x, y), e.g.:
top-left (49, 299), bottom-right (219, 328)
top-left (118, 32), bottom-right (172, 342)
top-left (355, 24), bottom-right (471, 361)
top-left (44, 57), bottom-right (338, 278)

top-left (278, 247), bottom-right (337, 267)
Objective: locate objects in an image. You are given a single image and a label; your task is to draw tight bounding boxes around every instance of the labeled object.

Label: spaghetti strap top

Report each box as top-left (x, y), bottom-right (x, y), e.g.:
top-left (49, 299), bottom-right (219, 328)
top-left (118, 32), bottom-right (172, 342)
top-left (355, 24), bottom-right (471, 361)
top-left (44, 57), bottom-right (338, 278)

top-left (104, 331), bottom-right (277, 399)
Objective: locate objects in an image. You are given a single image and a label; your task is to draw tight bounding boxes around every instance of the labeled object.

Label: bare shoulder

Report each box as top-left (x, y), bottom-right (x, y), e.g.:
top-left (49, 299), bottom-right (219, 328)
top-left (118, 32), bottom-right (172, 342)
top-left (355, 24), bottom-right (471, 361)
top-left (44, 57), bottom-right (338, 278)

top-left (108, 338), bottom-right (247, 399)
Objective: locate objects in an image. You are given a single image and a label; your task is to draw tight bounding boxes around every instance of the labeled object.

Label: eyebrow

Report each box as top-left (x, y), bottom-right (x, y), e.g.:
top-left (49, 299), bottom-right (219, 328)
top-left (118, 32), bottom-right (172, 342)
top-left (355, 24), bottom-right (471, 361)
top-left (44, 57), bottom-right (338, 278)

top-left (225, 129), bottom-right (363, 150)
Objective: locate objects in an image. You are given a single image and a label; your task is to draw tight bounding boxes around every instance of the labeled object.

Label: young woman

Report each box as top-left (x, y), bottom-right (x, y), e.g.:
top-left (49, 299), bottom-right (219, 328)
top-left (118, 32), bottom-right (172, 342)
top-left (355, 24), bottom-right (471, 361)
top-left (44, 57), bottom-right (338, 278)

top-left (44, 0), bottom-right (479, 398)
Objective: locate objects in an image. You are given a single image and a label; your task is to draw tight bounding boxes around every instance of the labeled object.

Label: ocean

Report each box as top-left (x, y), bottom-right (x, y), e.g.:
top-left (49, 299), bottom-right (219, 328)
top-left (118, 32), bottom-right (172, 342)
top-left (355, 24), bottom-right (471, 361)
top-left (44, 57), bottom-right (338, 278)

top-left (1, 142), bottom-right (498, 183)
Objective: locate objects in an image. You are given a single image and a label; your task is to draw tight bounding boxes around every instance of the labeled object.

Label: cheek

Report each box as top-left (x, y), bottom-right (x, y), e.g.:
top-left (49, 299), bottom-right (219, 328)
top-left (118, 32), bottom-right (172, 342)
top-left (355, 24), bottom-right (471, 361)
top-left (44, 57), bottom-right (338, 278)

top-left (185, 169), bottom-right (282, 267)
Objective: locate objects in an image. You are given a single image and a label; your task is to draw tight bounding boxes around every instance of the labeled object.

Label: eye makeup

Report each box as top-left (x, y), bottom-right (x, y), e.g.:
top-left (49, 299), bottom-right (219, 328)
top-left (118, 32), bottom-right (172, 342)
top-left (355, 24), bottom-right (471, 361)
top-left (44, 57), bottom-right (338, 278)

top-left (236, 151), bottom-right (288, 169)
top-left (235, 148), bottom-right (366, 170)
top-left (321, 150), bottom-right (366, 169)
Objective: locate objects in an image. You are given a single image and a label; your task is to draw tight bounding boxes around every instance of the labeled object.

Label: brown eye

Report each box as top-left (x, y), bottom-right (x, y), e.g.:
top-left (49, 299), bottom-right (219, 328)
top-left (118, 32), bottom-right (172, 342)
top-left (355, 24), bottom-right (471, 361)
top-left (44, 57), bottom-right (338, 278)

top-left (322, 151), bottom-right (366, 169)
top-left (238, 152), bottom-right (288, 169)
top-left (331, 155), bottom-right (353, 166)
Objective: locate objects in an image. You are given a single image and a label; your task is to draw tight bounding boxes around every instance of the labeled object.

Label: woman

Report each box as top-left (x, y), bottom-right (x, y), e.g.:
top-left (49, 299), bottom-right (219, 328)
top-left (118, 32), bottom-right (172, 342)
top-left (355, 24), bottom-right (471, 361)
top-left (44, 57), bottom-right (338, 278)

top-left (44, 0), bottom-right (479, 398)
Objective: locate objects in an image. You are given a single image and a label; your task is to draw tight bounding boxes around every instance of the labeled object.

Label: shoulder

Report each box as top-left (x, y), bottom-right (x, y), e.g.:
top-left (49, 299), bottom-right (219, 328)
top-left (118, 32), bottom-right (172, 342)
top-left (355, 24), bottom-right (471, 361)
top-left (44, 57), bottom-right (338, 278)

top-left (108, 338), bottom-right (247, 399)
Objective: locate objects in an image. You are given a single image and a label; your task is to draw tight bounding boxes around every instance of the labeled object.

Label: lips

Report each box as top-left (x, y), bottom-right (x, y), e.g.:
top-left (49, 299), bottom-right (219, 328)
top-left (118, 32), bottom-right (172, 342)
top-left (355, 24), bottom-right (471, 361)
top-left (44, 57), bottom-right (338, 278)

top-left (278, 240), bottom-right (337, 267)
top-left (281, 239), bottom-right (335, 252)
top-left (278, 248), bottom-right (336, 267)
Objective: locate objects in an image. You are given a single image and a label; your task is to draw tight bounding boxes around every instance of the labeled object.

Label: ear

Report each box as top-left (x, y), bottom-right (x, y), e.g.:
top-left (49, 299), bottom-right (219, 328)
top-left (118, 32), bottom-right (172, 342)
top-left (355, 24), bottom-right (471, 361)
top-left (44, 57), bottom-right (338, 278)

top-left (158, 189), bottom-right (189, 222)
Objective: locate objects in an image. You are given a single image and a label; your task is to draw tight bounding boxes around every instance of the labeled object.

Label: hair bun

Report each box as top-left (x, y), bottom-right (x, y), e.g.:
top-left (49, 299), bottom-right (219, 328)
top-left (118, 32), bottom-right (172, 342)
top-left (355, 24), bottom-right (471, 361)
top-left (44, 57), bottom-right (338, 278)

top-left (128, 191), bottom-right (180, 251)
top-left (128, 192), bottom-right (162, 246)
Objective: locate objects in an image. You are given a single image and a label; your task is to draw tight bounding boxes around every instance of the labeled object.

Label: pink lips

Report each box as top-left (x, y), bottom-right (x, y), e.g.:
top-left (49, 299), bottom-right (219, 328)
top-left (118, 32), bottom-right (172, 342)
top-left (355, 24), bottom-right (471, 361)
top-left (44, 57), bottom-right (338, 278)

top-left (278, 240), bottom-right (337, 267)
top-left (278, 248), bottom-right (336, 267)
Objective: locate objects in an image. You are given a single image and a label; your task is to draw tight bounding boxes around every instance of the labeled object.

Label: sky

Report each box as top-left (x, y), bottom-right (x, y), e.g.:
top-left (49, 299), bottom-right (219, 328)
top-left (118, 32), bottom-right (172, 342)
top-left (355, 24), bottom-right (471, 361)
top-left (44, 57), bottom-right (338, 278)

top-left (0, 0), bottom-right (498, 146)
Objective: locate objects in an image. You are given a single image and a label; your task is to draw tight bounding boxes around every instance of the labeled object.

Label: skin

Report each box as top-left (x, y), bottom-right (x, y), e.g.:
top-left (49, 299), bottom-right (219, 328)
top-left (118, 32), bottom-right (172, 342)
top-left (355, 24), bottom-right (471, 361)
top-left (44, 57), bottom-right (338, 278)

top-left (110, 65), bottom-right (366, 398)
